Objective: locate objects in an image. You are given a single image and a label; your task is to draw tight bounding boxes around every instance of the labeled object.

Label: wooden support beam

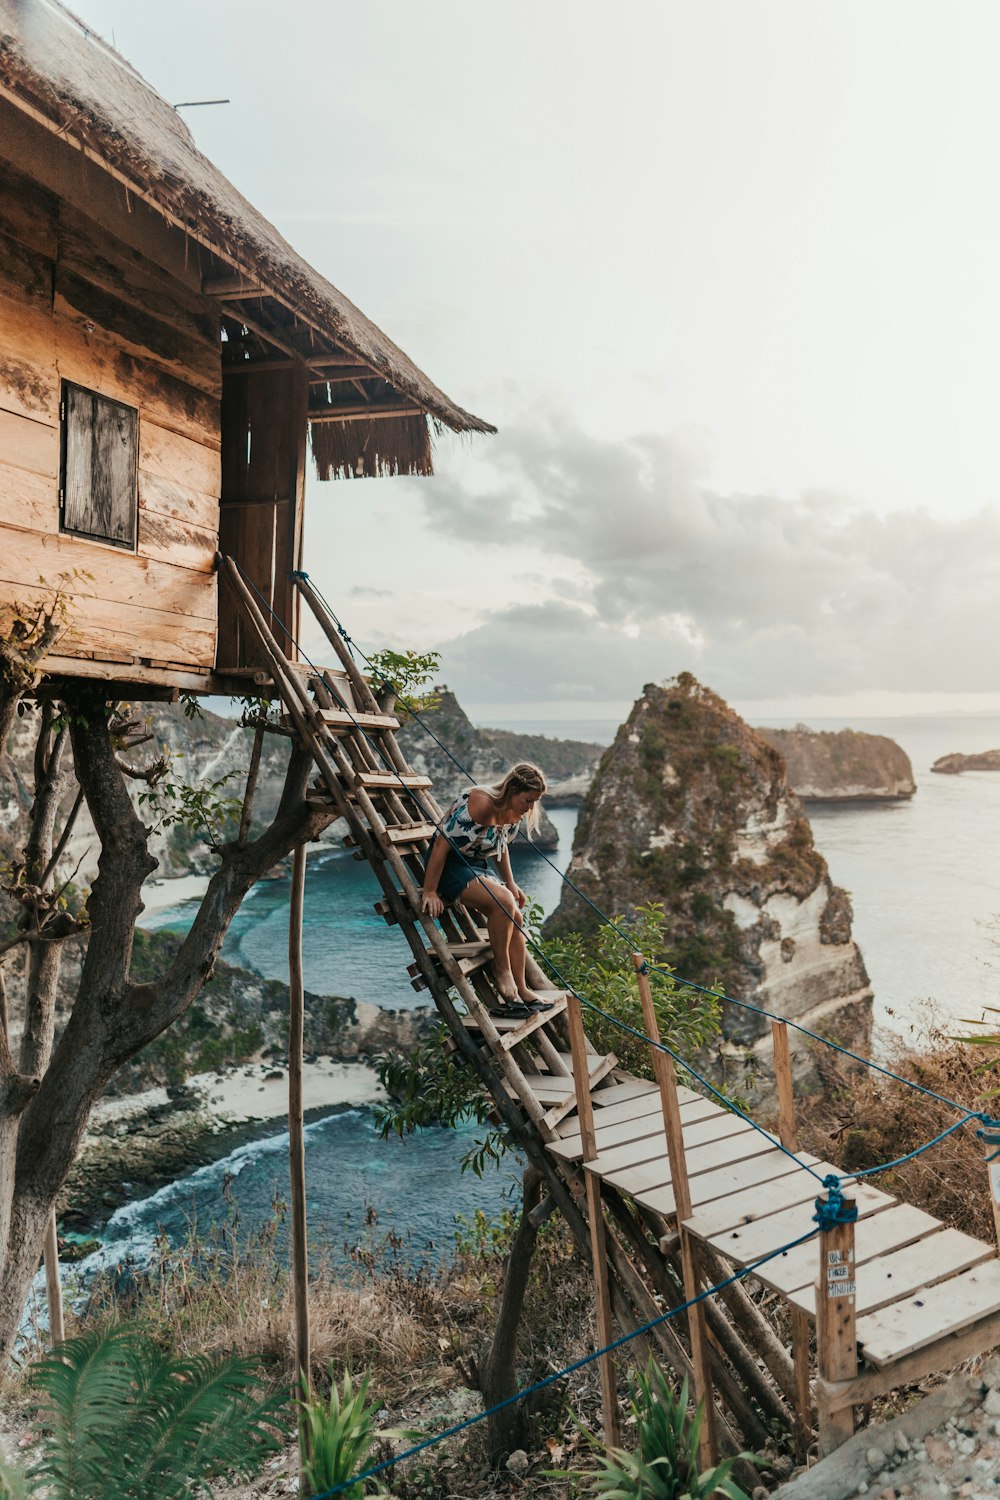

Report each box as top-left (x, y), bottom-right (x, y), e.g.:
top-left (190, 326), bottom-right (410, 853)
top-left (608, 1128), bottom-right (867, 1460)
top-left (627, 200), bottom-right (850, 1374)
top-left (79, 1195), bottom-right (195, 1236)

top-left (224, 359), bottom-right (297, 376)
top-left (288, 841), bottom-right (311, 1475)
top-left (771, 1017), bottom-right (813, 1455)
top-left (43, 1210), bottom-right (64, 1347)
top-left (203, 274), bottom-right (268, 297)
top-left (565, 993), bottom-right (621, 1451)
top-left (815, 1191), bottom-right (858, 1456)
top-left (634, 954), bottom-right (718, 1472)
top-left (307, 403), bottom-right (427, 424)
top-left (309, 368), bottom-right (383, 384)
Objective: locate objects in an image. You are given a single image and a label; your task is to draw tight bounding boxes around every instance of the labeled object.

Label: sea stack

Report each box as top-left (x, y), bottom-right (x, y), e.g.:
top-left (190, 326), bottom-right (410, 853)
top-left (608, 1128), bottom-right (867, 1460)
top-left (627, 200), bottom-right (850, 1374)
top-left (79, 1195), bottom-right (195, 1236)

top-left (547, 674), bottom-right (873, 1085)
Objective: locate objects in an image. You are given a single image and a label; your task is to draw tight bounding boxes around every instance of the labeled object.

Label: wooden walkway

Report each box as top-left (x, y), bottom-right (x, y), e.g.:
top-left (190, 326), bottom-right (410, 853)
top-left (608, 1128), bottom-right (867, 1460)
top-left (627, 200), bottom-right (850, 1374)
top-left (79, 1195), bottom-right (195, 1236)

top-left (227, 557), bottom-right (1000, 1464)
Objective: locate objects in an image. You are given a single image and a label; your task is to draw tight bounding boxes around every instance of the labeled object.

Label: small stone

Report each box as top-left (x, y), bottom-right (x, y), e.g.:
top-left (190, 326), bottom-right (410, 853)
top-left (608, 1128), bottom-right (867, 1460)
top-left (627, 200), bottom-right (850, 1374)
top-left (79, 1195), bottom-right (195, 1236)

top-left (984, 1389), bottom-right (1000, 1417)
top-left (857, 1486), bottom-right (868, 1496)
top-left (505, 1450), bottom-right (529, 1477)
top-left (875, 1488), bottom-right (897, 1500)
top-left (867, 1446), bottom-right (886, 1471)
top-left (960, 1435), bottom-right (978, 1455)
top-left (895, 1431), bottom-right (911, 1455)
top-left (924, 1435), bottom-right (953, 1465)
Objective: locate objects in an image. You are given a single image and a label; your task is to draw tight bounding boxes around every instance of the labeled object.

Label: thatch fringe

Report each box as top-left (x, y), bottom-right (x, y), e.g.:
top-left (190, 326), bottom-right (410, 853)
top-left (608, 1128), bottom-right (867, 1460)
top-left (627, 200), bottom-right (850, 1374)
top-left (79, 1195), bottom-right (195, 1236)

top-left (310, 415), bottom-right (435, 481)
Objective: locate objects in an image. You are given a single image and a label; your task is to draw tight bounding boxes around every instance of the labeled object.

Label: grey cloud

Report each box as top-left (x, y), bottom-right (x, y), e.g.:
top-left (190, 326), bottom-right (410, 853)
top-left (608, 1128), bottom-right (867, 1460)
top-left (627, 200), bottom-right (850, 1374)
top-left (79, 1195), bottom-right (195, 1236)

top-left (425, 415), bottom-right (1000, 702)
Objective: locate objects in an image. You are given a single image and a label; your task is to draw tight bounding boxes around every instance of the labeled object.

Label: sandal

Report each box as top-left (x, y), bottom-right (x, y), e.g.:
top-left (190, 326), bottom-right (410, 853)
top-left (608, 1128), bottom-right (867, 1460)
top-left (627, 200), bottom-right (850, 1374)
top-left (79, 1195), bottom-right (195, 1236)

top-left (488, 1001), bottom-right (532, 1019)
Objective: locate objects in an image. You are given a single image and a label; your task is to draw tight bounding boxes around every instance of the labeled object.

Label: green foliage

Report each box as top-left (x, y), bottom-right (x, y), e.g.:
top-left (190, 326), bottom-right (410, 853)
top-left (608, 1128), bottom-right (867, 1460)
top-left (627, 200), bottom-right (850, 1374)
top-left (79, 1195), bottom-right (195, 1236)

top-left (0, 1454), bottom-right (27, 1500)
top-left (299, 1367), bottom-right (404, 1499)
top-left (137, 769), bottom-right (241, 845)
top-left (366, 647), bottom-right (441, 716)
top-left (587, 1360), bottom-right (752, 1500)
top-left (10, 1324), bottom-right (281, 1499)
top-left (540, 903), bottom-right (722, 1079)
top-left (374, 1026), bottom-right (506, 1176)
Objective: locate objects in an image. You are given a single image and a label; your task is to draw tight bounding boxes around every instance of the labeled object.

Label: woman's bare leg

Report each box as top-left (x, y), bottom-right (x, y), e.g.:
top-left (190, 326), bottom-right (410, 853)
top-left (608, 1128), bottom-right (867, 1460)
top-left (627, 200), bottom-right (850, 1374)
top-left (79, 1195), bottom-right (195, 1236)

top-left (508, 922), bottom-right (545, 1003)
top-left (462, 879), bottom-right (519, 1002)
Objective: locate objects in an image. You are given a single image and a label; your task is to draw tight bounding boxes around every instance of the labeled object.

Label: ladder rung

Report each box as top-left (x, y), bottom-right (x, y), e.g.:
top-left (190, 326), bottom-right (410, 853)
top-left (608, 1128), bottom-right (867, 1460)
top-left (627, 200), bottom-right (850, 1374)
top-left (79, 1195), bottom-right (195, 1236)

top-left (465, 994), bottom-right (569, 1048)
top-left (407, 941), bottom-right (492, 986)
top-left (282, 708), bottom-right (399, 734)
top-left (373, 897), bottom-right (398, 925)
top-left (354, 772), bottom-right (432, 791)
top-left (346, 821), bottom-right (435, 850)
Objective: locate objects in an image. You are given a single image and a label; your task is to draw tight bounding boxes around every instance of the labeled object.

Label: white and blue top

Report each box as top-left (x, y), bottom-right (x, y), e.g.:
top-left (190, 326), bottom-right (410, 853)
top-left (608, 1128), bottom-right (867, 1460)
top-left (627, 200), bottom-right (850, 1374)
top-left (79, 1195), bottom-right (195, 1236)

top-left (438, 787), bottom-right (520, 863)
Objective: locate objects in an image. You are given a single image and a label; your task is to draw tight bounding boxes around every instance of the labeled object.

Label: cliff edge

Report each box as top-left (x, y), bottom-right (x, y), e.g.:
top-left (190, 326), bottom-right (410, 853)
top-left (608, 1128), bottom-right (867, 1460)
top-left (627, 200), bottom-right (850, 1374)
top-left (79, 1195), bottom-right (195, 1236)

top-left (931, 749), bottom-right (1000, 775)
top-left (757, 726), bottom-right (916, 801)
top-left (546, 675), bottom-right (873, 1081)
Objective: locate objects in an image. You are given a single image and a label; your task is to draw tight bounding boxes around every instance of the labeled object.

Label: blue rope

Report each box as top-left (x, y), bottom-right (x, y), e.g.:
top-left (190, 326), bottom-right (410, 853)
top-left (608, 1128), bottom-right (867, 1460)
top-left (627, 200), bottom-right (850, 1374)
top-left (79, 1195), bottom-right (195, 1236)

top-left (237, 565), bottom-right (992, 1188)
top-left (813, 1175), bottom-right (858, 1229)
top-left (307, 1224), bottom-right (821, 1500)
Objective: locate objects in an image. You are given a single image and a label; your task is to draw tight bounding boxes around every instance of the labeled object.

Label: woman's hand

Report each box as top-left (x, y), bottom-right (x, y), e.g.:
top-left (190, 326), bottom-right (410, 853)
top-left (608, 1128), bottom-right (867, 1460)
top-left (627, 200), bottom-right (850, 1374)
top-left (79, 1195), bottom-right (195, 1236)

top-left (421, 889), bottom-right (444, 918)
top-left (509, 884), bottom-right (527, 910)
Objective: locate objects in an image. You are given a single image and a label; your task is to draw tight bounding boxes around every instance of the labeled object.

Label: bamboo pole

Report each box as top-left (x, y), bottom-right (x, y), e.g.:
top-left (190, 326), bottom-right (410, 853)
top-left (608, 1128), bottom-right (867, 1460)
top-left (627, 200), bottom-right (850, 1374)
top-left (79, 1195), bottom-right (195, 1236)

top-left (815, 1190), bottom-right (858, 1456)
top-left (771, 1018), bottom-right (813, 1453)
top-left (633, 954), bottom-right (718, 1471)
top-left (288, 842), bottom-right (312, 1469)
top-left (564, 993), bottom-right (621, 1450)
top-left (43, 1210), bottom-right (64, 1346)
top-left (982, 1130), bottom-right (1000, 1253)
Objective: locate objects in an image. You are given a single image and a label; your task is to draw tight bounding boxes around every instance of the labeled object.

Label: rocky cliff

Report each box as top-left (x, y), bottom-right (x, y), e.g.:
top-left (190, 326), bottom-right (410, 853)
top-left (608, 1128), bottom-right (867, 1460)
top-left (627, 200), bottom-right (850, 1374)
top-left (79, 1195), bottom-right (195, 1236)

top-left (547, 675), bottom-right (873, 1084)
top-left (396, 689), bottom-right (603, 848)
top-left (757, 726), bottom-right (916, 800)
top-left (931, 749), bottom-right (1000, 775)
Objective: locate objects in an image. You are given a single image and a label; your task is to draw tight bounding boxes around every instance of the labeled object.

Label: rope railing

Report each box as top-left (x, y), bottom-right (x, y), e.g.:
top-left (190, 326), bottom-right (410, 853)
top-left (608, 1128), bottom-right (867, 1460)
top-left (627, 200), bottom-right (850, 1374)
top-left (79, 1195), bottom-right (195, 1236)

top-left (236, 564), bottom-right (1000, 1192)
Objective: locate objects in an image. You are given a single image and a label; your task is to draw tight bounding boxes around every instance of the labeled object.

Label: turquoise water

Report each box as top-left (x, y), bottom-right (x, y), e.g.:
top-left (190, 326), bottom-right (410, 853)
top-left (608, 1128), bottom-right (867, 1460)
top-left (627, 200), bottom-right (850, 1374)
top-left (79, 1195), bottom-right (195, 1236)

top-left (144, 804), bottom-right (579, 1009)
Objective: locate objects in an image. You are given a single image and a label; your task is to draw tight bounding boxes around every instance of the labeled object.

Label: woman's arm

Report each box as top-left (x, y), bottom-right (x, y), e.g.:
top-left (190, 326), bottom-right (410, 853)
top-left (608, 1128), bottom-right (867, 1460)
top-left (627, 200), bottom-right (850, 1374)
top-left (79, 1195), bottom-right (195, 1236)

top-left (421, 835), bottom-right (449, 917)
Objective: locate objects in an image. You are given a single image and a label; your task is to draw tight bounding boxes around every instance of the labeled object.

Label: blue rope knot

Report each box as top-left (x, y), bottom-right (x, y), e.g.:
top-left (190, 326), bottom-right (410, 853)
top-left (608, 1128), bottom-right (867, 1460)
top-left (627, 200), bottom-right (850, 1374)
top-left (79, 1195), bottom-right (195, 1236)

top-left (289, 569), bottom-right (310, 581)
top-left (975, 1116), bottom-right (1000, 1162)
top-left (813, 1174), bottom-right (858, 1230)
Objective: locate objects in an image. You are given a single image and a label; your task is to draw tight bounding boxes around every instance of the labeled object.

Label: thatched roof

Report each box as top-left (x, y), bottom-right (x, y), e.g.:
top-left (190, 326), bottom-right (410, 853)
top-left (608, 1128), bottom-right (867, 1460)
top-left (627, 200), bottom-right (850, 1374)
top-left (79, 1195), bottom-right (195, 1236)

top-left (0, 0), bottom-right (494, 470)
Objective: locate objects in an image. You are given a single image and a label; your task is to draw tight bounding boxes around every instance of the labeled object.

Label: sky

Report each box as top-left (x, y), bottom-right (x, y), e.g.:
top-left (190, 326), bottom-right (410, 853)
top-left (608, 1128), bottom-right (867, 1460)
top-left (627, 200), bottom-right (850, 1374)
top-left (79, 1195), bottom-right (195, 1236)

top-left (69, 0), bottom-right (1000, 721)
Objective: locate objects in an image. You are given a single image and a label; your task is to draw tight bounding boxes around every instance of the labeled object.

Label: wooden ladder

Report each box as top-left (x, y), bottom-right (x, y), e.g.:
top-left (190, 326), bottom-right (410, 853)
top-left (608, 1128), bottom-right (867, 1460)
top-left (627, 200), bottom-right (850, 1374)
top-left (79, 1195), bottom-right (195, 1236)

top-left (221, 558), bottom-right (617, 1142)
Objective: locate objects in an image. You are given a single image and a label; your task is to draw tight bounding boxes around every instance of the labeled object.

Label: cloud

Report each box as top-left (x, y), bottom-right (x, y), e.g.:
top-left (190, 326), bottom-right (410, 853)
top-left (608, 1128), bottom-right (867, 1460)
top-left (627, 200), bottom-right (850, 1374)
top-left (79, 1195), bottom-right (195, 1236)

top-left (423, 414), bottom-right (1000, 704)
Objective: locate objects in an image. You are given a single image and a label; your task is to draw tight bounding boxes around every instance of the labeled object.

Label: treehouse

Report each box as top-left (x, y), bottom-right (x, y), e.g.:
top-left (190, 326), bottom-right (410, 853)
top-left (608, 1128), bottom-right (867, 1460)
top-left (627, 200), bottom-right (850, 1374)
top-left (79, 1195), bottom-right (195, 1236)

top-left (0, 0), bottom-right (492, 697)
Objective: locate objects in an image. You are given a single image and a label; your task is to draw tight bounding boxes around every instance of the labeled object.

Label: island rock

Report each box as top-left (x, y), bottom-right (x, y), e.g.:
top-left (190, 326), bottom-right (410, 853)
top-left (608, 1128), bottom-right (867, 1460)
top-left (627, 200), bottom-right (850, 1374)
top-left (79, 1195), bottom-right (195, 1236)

top-left (546, 674), bottom-right (873, 1089)
top-left (757, 726), bottom-right (916, 800)
top-left (931, 749), bottom-right (1000, 775)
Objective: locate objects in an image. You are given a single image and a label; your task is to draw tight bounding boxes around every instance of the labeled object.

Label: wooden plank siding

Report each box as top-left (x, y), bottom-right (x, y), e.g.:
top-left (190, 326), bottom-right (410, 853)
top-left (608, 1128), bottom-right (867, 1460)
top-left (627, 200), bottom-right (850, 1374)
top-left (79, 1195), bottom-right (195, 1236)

top-left (0, 152), bottom-right (222, 678)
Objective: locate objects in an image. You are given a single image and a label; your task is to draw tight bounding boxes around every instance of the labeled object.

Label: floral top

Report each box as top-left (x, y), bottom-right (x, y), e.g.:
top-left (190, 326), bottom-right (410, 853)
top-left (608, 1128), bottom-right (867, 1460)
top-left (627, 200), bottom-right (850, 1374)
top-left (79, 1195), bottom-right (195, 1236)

top-left (438, 788), bottom-right (519, 862)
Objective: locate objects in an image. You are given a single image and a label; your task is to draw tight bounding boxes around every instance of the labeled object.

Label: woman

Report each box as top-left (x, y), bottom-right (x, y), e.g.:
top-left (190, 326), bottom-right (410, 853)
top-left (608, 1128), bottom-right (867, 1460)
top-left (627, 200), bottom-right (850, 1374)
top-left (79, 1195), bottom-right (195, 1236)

top-left (420, 762), bottom-right (551, 1016)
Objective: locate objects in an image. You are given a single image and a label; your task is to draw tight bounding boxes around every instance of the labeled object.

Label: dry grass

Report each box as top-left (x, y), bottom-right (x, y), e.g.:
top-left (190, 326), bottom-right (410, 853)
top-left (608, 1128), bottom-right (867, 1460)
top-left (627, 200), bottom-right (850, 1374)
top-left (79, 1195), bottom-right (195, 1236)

top-left (797, 1023), bottom-right (1000, 1242)
top-left (8, 1201), bottom-right (609, 1498)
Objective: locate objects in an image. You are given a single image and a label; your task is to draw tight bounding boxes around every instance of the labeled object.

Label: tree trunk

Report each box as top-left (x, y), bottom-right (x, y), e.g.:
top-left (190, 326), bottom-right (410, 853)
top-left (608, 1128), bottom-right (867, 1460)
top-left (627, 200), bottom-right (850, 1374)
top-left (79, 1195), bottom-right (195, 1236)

top-left (478, 1167), bottom-right (542, 1465)
top-left (0, 691), bottom-right (338, 1370)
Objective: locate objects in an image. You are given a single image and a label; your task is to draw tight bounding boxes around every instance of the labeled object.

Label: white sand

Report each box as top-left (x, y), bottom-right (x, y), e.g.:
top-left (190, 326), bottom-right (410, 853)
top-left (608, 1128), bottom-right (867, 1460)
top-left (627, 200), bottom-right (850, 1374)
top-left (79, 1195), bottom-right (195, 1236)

top-left (190, 1058), bottom-right (385, 1122)
top-left (140, 872), bottom-right (211, 917)
top-left (89, 1059), bottom-right (385, 1140)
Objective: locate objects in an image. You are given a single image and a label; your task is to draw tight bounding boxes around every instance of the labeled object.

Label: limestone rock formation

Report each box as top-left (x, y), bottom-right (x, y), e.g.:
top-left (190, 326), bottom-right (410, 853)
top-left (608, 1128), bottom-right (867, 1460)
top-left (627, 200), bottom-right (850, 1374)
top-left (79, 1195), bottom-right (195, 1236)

top-left (931, 749), bottom-right (1000, 775)
top-left (547, 675), bottom-right (872, 1083)
top-left (758, 726), bottom-right (916, 801)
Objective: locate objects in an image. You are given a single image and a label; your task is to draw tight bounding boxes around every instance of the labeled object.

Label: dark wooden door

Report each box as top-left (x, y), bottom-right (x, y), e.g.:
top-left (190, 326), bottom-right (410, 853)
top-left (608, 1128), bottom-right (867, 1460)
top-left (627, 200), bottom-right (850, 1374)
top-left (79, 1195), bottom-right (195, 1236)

top-left (216, 362), bottom-right (308, 670)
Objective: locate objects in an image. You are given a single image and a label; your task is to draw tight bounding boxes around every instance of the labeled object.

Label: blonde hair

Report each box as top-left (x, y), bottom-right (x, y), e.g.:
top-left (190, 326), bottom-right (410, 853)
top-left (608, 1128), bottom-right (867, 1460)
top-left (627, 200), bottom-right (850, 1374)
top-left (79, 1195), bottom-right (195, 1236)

top-left (483, 761), bottom-right (547, 832)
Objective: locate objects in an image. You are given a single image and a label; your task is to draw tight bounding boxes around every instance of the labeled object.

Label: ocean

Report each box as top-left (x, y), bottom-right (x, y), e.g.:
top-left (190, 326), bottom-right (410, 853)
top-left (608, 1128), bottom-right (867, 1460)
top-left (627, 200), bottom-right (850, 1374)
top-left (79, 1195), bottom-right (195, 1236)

top-left (121, 712), bottom-right (1000, 1271)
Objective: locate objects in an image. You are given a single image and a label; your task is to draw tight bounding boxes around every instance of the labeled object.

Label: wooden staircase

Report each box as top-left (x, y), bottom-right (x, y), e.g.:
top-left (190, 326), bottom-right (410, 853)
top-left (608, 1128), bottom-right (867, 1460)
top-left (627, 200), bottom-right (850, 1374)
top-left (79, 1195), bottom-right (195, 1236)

top-left (223, 557), bottom-right (1000, 1472)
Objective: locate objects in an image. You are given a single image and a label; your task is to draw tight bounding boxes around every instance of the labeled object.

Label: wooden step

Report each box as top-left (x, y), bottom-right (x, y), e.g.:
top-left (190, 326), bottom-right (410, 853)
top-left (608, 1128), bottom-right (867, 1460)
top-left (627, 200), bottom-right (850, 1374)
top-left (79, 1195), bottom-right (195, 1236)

top-left (353, 771), bottom-right (433, 792)
top-left (463, 993), bottom-right (569, 1049)
top-left (283, 708), bottom-right (399, 734)
top-left (408, 942), bottom-right (493, 990)
top-left (345, 821), bottom-right (436, 852)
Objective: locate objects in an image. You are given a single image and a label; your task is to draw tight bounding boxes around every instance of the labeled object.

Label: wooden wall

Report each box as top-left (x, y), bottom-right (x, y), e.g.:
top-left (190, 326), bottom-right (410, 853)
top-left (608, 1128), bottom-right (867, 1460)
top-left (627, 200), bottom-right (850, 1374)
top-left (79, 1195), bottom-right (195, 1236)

top-left (0, 150), bottom-right (221, 679)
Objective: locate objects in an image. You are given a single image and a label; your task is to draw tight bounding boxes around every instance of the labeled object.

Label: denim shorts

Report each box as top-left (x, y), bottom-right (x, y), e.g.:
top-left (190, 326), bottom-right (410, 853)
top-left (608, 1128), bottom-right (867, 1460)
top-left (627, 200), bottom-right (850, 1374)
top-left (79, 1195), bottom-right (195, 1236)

top-left (434, 837), bottom-right (503, 904)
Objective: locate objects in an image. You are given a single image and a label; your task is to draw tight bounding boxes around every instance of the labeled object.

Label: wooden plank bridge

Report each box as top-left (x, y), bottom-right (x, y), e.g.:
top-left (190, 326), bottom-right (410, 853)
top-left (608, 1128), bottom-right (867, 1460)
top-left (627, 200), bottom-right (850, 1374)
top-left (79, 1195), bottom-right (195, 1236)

top-left (227, 558), bottom-right (1000, 1469)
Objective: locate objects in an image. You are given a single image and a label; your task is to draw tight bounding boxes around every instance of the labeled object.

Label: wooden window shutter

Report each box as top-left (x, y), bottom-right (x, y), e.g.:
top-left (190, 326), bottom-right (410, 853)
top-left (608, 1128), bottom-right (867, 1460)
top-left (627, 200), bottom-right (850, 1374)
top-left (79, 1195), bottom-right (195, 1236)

top-left (61, 383), bottom-right (138, 548)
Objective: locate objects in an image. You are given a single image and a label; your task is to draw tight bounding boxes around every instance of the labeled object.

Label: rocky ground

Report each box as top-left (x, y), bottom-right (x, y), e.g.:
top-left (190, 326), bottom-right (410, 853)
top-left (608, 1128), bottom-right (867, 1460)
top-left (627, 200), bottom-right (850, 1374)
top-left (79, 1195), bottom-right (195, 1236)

top-left (771, 1356), bottom-right (1000, 1500)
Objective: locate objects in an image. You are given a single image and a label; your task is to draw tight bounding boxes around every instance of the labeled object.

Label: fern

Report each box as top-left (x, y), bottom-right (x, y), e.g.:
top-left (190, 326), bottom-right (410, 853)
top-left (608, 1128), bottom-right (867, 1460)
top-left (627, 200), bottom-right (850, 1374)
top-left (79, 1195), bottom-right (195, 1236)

top-left (21, 1325), bottom-right (283, 1499)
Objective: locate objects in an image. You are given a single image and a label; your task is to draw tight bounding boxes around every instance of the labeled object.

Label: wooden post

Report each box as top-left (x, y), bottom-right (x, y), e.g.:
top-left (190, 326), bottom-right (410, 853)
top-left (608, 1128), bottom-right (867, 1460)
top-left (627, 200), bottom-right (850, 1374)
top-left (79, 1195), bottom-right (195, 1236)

top-left (983, 1132), bottom-right (1000, 1253)
top-left (633, 955), bottom-right (718, 1471)
top-left (564, 993), bottom-right (621, 1450)
top-left (771, 1018), bottom-right (813, 1455)
top-left (815, 1189), bottom-right (858, 1456)
top-left (43, 1210), bottom-right (64, 1346)
top-left (288, 841), bottom-right (312, 1471)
